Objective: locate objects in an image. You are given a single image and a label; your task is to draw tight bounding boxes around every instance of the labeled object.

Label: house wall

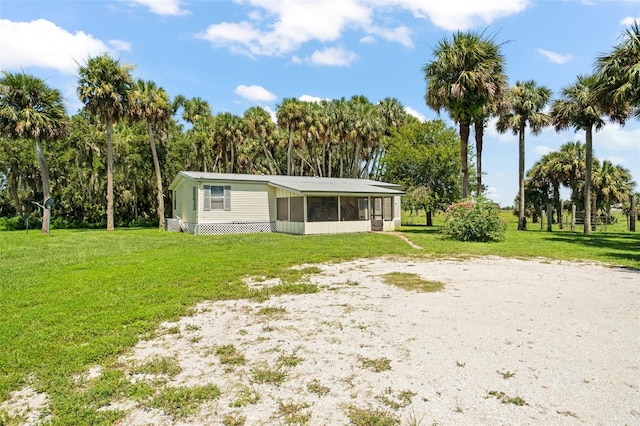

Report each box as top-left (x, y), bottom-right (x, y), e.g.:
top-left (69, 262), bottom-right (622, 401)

top-left (388, 195), bottom-right (402, 230)
top-left (195, 181), bottom-right (275, 235)
top-left (275, 187), bottom-right (305, 235)
top-left (304, 221), bottom-right (371, 235)
top-left (172, 178), bottom-right (198, 233)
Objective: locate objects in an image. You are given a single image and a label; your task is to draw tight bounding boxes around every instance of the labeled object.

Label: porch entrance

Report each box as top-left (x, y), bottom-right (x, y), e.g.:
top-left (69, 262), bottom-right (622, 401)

top-left (371, 197), bottom-right (383, 231)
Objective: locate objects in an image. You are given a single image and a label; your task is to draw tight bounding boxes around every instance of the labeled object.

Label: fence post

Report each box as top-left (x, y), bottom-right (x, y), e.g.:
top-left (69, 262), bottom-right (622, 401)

top-left (571, 203), bottom-right (576, 231)
top-left (547, 202), bottom-right (553, 232)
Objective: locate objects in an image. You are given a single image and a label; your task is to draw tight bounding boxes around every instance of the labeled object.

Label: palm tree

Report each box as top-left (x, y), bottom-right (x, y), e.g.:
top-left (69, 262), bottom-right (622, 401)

top-left (174, 95), bottom-right (212, 125)
top-left (0, 72), bottom-right (68, 233)
top-left (496, 80), bottom-right (552, 230)
top-left (423, 30), bottom-right (507, 198)
top-left (594, 22), bottom-right (640, 122)
top-left (211, 112), bottom-right (243, 173)
top-left (243, 106), bottom-right (279, 175)
top-left (77, 53), bottom-right (134, 230)
top-left (551, 74), bottom-right (605, 234)
top-left (593, 160), bottom-right (634, 217)
top-left (129, 79), bottom-right (171, 229)
top-left (276, 98), bottom-right (305, 175)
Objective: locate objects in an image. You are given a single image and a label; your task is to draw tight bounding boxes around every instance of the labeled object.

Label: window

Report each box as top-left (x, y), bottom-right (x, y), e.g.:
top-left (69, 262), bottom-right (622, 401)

top-left (290, 197), bottom-right (304, 222)
top-left (203, 185), bottom-right (230, 211)
top-left (307, 196), bottom-right (338, 222)
top-left (192, 186), bottom-right (197, 210)
top-left (277, 197), bottom-right (289, 221)
top-left (340, 197), bottom-right (369, 221)
top-left (383, 197), bottom-right (393, 221)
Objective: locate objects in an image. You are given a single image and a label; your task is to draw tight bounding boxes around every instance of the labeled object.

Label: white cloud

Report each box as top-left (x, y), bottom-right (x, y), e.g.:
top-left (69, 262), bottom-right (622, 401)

top-left (593, 123), bottom-right (640, 153)
top-left (309, 47), bottom-right (357, 66)
top-left (620, 16), bottom-right (640, 26)
top-left (299, 95), bottom-right (328, 103)
top-left (262, 105), bottom-right (277, 123)
top-left (198, 0), bottom-right (527, 59)
top-left (368, 25), bottom-right (413, 48)
top-left (606, 155), bottom-right (628, 166)
top-left (198, 21), bottom-right (264, 56)
top-left (235, 84), bottom-right (277, 102)
top-left (535, 145), bottom-right (553, 156)
top-left (537, 49), bottom-right (573, 64)
top-left (199, 0), bottom-right (370, 56)
top-left (127, 0), bottom-right (189, 16)
top-left (108, 39), bottom-right (132, 52)
top-left (404, 106), bottom-right (425, 122)
top-left (385, 0), bottom-right (530, 31)
top-left (0, 19), bottom-right (124, 74)
top-left (360, 35), bottom-right (376, 44)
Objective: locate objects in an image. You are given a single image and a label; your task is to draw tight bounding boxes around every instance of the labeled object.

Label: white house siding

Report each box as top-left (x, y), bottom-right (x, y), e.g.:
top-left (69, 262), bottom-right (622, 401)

top-left (389, 195), bottom-right (402, 230)
top-left (172, 178), bottom-right (198, 233)
top-left (304, 220), bottom-right (371, 235)
top-left (195, 182), bottom-right (275, 235)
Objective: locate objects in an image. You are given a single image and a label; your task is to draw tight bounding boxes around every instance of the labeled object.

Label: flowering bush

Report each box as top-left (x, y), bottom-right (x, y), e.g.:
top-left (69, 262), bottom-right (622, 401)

top-left (442, 198), bottom-right (507, 242)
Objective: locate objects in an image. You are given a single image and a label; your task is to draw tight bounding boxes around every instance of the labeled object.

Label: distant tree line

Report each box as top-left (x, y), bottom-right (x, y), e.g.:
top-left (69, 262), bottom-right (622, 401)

top-left (0, 60), bottom-right (462, 232)
top-left (2, 23), bottom-right (638, 234)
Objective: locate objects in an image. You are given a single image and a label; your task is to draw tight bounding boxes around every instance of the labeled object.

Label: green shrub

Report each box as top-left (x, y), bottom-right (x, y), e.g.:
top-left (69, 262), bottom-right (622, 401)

top-left (443, 198), bottom-right (506, 242)
top-left (0, 215), bottom-right (41, 231)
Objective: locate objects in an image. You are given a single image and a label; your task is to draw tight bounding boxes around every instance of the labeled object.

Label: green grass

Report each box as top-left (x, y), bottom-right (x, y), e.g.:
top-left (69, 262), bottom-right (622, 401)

top-left (401, 210), bottom-right (640, 268)
top-left (381, 272), bottom-right (444, 292)
top-left (0, 216), bottom-right (638, 424)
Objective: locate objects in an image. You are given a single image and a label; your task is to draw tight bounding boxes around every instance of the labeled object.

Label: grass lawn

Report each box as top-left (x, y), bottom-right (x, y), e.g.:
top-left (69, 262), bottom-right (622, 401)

top-left (401, 209), bottom-right (640, 268)
top-left (0, 215), bottom-right (638, 424)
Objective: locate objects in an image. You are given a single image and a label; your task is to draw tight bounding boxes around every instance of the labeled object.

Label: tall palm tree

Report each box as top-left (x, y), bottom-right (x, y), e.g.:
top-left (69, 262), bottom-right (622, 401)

top-left (129, 79), bottom-right (171, 229)
top-left (496, 80), bottom-right (552, 230)
top-left (77, 53), bottom-right (134, 230)
top-left (423, 30), bottom-right (507, 198)
top-left (551, 74), bottom-right (605, 234)
top-left (0, 72), bottom-right (68, 233)
top-left (212, 112), bottom-right (243, 173)
top-left (276, 98), bottom-right (305, 176)
top-left (243, 106), bottom-right (279, 175)
top-left (594, 22), bottom-right (640, 122)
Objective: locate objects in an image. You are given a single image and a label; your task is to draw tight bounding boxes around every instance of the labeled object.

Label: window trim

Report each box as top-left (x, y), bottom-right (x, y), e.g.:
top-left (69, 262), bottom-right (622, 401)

top-left (203, 185), bottom-right (231, 211)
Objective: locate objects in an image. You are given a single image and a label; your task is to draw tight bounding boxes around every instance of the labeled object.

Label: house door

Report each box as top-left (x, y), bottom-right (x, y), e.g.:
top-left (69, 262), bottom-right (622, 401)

top-left (371, 197), bottom-right (383, 231)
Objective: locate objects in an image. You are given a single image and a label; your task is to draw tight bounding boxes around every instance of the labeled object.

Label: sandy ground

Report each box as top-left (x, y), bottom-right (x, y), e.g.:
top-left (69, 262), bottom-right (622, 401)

top-left (3, 256), bottom-right (639, 425)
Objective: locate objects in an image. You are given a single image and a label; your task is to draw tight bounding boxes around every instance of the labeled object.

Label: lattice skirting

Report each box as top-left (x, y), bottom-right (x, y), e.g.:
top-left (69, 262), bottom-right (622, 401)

top-left (195, 221), bottom-right (276, 235)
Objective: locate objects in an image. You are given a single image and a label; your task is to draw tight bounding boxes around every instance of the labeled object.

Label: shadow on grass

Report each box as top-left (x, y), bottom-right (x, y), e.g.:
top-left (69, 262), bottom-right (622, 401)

top-left (542, 231), bottom-right (640, 270)
top-left (399, 224), bottom-right (442, 236)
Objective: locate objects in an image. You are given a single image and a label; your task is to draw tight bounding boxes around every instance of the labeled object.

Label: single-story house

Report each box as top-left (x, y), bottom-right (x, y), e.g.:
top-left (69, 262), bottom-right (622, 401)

top-left (168, 172), bottom-right (404, 235)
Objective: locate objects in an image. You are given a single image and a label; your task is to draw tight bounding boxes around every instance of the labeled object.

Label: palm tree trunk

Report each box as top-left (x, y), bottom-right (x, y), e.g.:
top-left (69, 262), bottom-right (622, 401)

top-left (148, 124), bottom-right (165, 229)
top-left (259, 139), bottom-right (277, 175)
top-left (106, 119), bottom-right (115, 231)
top-left (474, 121), bottom-right (484, 197)
top-left (287, 127), bottom-right (293, 176)
top-left (34, 138), bottom-right (51, 233)
top-left (518, 126), bottom-right (526, 230)
top-left (584, 126), bottom-right (593, 234)
top-left (459, 121), bottom-right (470, 198)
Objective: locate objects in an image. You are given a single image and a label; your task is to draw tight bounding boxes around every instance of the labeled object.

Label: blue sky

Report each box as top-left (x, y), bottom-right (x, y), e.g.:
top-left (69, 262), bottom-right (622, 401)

top-left (1, 0), bottom-right (639, 206)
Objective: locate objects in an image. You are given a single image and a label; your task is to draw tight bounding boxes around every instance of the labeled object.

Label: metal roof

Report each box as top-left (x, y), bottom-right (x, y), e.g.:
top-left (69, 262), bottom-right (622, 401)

top-left (172, 172), bottom-right (404, 195)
